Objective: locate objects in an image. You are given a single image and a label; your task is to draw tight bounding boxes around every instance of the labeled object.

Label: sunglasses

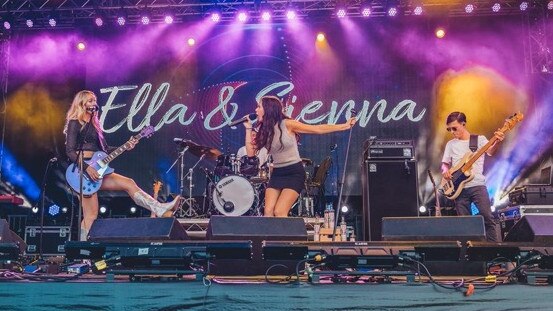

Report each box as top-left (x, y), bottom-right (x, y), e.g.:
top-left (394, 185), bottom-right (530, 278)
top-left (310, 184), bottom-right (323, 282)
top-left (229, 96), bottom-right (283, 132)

top-left (446, 126), bottom-right (460, 132)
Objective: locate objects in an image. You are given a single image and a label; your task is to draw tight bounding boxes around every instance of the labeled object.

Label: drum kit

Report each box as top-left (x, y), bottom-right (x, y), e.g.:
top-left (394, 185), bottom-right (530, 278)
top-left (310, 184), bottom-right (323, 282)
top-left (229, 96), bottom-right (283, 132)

top-left (168, 139), bottom-right (271, 217)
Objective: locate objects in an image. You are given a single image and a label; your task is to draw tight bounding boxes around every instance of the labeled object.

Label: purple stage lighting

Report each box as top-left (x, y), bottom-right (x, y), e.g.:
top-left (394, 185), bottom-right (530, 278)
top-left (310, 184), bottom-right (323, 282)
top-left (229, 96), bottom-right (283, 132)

top-left (2, 21), bottom-right (10, 30)
top-left (519, 1), bottom-right (529, 11)
top-left (492, 3), bottom-right (501, 12)
top-left (94, 17), bottom-right (104, 27)
top-left (26, 19), bottom-right (33, 28)
top-left (388, 7), bottom-right (398, 17)
top-left (286, 9), bottom-right (296, 20)
top-left (413, 6), bottom-right (423, 15)
top-left (237, 11), bottom-right (248, 22)
top-left (164, 15), bottom-right (174, 24)
top-left (465, 3), bottom-right (475, 13)
top-left (361, 7), bottom-right (371, 17)
top-left (48, 204), bottom-right (60, 216)
top-left (117, 16), bottom-right (126, 26)
top-left (48, 18), bottom-right (56, 27)
top-left (261, 11), bottom-right (271, 21)
top-left (141, 15), bottom-right (150, 25)
top-left (336, 8), bottom-right (347, 18)
top-left (548, 1), bottom-right (553, 10)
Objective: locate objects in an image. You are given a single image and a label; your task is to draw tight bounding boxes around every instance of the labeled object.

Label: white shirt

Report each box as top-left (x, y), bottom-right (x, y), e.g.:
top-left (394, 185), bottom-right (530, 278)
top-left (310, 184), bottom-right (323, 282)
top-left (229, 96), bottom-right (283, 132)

top-left (236, 146), bottom-right (269, 168)
top-left (441, 135), bottom-right (489, 188)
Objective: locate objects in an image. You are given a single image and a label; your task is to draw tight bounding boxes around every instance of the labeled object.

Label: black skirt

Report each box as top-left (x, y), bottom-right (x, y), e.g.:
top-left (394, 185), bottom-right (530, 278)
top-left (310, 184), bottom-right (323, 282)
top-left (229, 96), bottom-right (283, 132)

top-left (267, 161), bottom-right (306, 194)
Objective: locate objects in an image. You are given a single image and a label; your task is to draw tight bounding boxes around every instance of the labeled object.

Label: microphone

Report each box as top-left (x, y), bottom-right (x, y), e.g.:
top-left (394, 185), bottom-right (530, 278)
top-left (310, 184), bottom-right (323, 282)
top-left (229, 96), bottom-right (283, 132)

top-left (173, 138), bottom-right (186, 144)
top-left (86, 106), bottom-right (99, 113)
top-left (229, 113), bottom-right (257, 127)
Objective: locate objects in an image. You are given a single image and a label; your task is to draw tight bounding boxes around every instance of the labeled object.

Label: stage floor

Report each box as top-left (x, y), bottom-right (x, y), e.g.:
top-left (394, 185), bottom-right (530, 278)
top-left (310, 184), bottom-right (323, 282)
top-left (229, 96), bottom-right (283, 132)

top-left (0, 279), bottom-right (551, 311)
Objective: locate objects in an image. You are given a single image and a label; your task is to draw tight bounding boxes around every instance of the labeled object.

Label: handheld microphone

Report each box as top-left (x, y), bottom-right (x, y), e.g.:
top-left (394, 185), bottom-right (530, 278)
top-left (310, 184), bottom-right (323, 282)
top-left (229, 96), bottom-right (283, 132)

top-left (229, 113), bottom-right (257, 127)
top-left (86, 106), bottom-right (99, 113)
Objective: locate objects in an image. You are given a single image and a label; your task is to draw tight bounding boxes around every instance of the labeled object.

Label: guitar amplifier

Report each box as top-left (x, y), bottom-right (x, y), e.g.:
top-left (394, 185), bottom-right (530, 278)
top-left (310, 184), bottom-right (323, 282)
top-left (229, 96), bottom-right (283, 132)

top-left (508, 185), bottom-right (553, 205)
top-left (364, 139), bottom-right (415, 159)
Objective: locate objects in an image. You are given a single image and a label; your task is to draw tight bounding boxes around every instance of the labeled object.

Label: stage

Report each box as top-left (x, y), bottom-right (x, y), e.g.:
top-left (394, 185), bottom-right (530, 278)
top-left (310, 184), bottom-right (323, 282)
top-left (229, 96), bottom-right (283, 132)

top-left (0, 279), bottom-right (551, 311)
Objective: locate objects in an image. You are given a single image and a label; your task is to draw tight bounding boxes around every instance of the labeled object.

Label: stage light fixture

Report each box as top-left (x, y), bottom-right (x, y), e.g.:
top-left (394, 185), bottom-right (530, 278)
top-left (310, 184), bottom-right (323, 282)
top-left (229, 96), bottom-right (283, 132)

top-left (435, 27), bottom-right (446, 38)
top-left (117, 16), bottom-right (126, 26)
top-left (26, 19), bottom-right (33, 28)
top-left (48, 204), bottom-right (60, 216)
top-left (419, 205), bottom-right (427, 213)
top-left (164, 15), bottom-right (174, 24)
top-left (286, 8), bottom-right (297, 20)
top-left (2, 21), bottom-right (10, 30)
top-left (361, 7), bottom-right (371, 17)
top-left (388, 7), bottom-right (398, 17)
top-left (187, 38), bottom-right (196, 46)
top-left (465, 3), bottom-right (475, 13)
top-left (237, 11), bottom-right (248, 22)
top-left (61, 207), bottom-right (68, 214)
top-left (336, 7), bottom-right (347, 18)
top-left (413, 5), bottom-right (423, 15)
top-left (316, 32), bottom-right (325, 42)
top-left (31, 207), bottom-right (39, 214)
top-left (141, 15), bottom-right (150, 25)
top-left (94, 16), bottom-right (104, 27)
top-left (210, 12), bottom-right (221, 22)
top-left (548, 1), bottom-right (553, 10)
top-left (48, 18), bottom-right (57, 27)
top-left (99, 206), bottom-right (107, 214)
top-left (129, 206), bottom-right (137, 214)
top-left (341, 205), bottom-right (349, 213)
top-left (492, 3), bottom-right (501, 12)
top-left (261, 10), bottom-right (272, 21)
top-left (76, 42), bottom-right (86, 51)
top-left (519, 1), bottom-right (529, 11)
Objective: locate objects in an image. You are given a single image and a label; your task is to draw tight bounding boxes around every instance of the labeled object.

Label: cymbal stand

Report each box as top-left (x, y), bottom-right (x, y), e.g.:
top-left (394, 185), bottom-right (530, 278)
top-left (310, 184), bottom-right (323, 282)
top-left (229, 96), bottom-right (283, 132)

top-left (178, 154), bottom-right (205, 217)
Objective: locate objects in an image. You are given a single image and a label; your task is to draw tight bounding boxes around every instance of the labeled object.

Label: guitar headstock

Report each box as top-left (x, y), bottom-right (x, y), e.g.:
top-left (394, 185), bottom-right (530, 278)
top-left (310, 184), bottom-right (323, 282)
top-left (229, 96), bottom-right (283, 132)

top-left (136, 126), bottom-right (155, 139)
top-left (499, 112), bottom-right (524, 132)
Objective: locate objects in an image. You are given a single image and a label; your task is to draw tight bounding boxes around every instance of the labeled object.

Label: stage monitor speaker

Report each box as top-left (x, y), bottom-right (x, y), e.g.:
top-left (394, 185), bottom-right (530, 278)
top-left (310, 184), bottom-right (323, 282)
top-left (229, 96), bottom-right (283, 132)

top-left (504, 215), bottom-right (553, 243)
top-left (206, 216), bottom-right (307, 275)
top-left (362, 160), bottom-right (419, 241)
top-left (381, 216), bottom-right (486, 241)
top-left (0, 219), bottom-right (26, 254)
top-left (88, 217), bottom-right (188, 241)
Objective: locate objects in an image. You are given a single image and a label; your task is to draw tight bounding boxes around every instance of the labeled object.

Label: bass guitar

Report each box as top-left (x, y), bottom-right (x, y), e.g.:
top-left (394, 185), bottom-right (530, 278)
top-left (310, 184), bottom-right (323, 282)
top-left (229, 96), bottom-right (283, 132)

top-left (440, 112), bottom-right (523, 200)
top-left (65, 126), bottom-right (155, 195)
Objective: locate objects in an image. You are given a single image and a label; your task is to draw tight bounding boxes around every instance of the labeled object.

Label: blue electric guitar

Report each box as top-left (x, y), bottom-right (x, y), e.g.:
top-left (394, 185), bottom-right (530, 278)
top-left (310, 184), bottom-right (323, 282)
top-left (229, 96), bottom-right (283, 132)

top-left (65, 126), bottom-right (155, 195)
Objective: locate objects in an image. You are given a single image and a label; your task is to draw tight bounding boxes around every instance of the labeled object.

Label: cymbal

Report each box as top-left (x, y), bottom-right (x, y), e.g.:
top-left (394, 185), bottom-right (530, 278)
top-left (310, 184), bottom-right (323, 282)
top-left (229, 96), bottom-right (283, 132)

top-left (188, 144), bottom-right (222, 159)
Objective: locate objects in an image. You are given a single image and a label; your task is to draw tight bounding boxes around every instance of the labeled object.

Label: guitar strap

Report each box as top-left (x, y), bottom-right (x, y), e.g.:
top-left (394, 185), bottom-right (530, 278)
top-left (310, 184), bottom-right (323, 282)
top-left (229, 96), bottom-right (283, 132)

top-left (469, 134), bottom-right (478, 152)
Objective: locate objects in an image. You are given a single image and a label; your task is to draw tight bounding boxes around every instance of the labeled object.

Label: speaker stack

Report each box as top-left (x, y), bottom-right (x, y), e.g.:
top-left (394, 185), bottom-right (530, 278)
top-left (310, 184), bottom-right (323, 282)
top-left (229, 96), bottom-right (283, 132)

top-left (362, 139), bottom-right (419, 241)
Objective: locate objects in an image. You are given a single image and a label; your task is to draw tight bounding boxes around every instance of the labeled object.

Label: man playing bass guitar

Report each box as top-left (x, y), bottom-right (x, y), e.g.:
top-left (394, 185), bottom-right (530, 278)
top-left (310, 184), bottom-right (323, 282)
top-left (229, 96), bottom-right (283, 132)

top-left (440, 111), bottom-right (504, 242)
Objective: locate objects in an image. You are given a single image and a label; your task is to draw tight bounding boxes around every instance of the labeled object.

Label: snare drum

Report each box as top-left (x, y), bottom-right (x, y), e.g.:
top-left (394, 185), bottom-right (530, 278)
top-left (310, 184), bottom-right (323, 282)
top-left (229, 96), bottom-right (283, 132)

top-left (212, 175), bottom-right (257, 216)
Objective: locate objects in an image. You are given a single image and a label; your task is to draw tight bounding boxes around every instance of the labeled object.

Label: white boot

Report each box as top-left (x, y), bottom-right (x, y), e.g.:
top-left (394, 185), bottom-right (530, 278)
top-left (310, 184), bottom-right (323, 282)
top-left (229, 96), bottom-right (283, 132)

top-left (80, 227), bottom-right (89, 241)
top-left (132, 190), bottom-right (181, 217)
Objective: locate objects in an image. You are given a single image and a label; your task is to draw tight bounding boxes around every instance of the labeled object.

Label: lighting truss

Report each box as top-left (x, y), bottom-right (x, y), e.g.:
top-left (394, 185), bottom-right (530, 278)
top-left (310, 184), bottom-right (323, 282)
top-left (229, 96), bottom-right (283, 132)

top-left (0, 0), bottom-right (549, 29)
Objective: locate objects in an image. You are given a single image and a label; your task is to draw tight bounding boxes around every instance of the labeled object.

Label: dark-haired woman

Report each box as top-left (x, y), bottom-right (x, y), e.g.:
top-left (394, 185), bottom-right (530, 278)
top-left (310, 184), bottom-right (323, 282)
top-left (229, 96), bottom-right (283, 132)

top-left (244, 96), bottom-right (356, 217)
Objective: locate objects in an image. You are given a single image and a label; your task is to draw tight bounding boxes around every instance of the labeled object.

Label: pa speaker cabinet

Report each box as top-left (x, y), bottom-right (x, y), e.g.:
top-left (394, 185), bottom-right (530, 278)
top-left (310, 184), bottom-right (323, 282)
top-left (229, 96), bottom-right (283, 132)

top-left (0, 219), bottom-right (26, 254)
top-left (362, 160), bottom-right (419, 241)
top-left (381, 216), bottom-right (486, 241)
top-left (206, 216), bottom-right (307, 275)
top-left (504, 215), bottom-right (553, 243)
top-left (88, 217), bottom-right (188, 241)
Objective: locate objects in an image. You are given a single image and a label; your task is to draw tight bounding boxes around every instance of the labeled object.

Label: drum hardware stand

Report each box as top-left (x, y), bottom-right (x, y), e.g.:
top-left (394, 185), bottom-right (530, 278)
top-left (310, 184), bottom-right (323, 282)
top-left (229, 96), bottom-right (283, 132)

top-left (165, 145), bottom-right (190, 217)
top-left (333, 110), bottom-right (356, 242)
top-left (202, 167), bottom-right (234, 214)
top-left (177, 154), bottom-right (205, 218)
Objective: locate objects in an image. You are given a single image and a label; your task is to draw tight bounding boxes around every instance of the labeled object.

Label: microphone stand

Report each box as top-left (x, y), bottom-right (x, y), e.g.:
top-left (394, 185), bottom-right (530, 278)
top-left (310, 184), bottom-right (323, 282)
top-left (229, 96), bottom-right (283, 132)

top-left (332, 112), bottom-right (356, 242)
top-left (75, 112), bottom-right (95, 241)
top-left (38, 158), bottom-right (56, 261)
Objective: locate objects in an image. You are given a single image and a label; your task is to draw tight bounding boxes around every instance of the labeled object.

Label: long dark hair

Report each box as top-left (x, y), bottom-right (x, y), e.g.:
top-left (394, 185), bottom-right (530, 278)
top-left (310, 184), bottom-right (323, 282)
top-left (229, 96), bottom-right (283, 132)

top-left (254, 96), bottom-right (289, 152)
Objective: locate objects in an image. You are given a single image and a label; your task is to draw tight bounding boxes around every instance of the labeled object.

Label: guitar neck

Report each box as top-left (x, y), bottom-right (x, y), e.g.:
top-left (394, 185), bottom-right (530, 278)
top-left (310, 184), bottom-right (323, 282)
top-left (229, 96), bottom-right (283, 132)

top-left (461, 136), bottom-right (498, 172)
top-left (102, 136), bottom-right (141, 165)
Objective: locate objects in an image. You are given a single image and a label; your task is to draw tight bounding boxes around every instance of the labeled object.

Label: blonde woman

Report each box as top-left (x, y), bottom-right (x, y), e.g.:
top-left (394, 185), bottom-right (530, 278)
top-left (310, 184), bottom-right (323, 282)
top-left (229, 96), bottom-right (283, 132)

top-left (64, 90), bottom-right (179, 240)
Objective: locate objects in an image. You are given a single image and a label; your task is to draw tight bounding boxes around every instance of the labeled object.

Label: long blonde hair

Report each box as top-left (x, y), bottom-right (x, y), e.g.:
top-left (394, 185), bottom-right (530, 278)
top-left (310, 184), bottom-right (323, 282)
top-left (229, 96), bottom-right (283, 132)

top-left (63, 90), bottom-right (103, 138)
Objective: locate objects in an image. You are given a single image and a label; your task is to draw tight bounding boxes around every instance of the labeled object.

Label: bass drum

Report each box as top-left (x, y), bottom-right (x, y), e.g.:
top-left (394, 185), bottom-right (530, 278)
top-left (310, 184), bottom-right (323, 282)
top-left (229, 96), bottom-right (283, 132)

top-left (212, 175), bottom-right (257, 216)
